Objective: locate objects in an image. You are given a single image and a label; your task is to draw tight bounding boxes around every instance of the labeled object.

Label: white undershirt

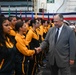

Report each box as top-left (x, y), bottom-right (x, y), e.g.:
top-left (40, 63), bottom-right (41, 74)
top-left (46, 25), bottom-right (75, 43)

top-left (56, 25), bottom-right (63, 40)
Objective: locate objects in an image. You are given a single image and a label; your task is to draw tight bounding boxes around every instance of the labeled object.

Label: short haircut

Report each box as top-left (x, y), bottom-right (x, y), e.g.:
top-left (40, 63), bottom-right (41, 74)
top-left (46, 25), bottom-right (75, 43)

top-left (55, 13), bottom-right (64, 21)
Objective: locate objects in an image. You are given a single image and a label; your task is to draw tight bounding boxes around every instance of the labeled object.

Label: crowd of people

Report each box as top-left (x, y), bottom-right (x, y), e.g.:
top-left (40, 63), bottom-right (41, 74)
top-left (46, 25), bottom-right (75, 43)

top-left (0, 14), bottom-right (54, 75)
top-left (0, 13), bottom-right (76, 75)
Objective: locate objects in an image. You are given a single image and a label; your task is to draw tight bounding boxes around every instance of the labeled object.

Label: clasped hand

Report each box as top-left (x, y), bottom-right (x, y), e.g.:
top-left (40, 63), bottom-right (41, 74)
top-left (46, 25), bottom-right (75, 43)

top-left (35, 47), bottom-right (42, 54)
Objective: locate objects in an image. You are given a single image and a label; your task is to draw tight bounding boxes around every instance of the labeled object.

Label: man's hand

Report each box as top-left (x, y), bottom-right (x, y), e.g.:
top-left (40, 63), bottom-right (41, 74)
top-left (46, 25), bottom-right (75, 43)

top-left (70, 60), bottom-right (74, 65)
top-left (35, 47), bottom-right (42, 54)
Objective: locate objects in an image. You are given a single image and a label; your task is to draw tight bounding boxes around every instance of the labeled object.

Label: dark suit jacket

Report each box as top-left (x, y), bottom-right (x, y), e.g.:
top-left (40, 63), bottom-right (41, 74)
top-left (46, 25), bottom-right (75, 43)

top-left (40, 24), bottom-right (76, 67)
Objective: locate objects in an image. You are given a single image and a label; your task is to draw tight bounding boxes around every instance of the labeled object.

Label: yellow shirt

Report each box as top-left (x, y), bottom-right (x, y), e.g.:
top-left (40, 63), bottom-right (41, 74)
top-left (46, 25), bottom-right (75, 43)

top-left (0, 37), bottom-right (14, 69)
top-left (15, 33), bottom-right (35, 56)
top-left (25, 28), bottom-right (39, 46)
top-left (9, 26), bottom-right (16, 36)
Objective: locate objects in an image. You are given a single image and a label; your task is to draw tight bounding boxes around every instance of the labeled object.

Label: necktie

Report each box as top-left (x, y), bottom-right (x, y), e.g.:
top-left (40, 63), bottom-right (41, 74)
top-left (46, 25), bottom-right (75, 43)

top-left (55, 28), bottom-right (59, 43)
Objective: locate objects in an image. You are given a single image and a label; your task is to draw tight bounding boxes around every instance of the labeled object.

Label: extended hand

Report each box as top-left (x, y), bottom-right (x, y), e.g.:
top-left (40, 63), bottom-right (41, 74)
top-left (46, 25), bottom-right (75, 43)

top-left (35, 47), bottom-right (42, 54)
top-left (70, 60), bottom-right (74, 65)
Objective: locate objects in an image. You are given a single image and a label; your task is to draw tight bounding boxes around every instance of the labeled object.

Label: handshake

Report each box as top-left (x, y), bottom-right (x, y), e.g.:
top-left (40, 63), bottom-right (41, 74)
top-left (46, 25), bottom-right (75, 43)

top-left (34, 47), bottom-right (42, 54)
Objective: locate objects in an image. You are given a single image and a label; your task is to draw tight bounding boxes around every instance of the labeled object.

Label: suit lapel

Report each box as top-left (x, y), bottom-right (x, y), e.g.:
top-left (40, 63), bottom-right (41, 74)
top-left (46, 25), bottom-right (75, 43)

top-left (56, 25), bottom-right (66, 43)
top-left (53, 27), bottom-right (57, 44)
top-left (53, 27), bottom-right (57, 43)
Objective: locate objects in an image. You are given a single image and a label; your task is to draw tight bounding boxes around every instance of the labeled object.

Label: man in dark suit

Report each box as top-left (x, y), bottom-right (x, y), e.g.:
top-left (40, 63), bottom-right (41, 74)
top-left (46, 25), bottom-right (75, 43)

top-left (35, 14), bottom-right (76, 75)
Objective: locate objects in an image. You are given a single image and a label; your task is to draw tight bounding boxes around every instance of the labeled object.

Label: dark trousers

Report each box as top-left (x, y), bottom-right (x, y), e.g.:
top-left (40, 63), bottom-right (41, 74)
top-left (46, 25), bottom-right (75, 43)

top-left (51, 61), bottom-right (59, 75)
top-left (0, 71), bottom-right (14, 75)
top-left (15, 62), bottom-right (27, 75)
top-left (42, 60), bottom-right (71, 75)
top-left (28, 56), bottom-right (37, 75)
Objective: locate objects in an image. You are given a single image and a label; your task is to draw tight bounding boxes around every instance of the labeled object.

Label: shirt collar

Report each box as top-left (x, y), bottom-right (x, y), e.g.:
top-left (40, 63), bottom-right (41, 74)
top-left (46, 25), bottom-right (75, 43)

top-left (59, 24), bottom-right (63, 31)
top-left (56, 24), bottom-right (64, 31)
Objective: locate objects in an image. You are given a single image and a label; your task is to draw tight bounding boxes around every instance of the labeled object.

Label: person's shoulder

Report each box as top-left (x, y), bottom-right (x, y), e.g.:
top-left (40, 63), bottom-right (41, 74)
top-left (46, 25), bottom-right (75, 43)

top-left (48, 26), bottom-right (55, 32)
top-left (47, 27), bottom-right (55, 35)
top-left (27, 28), bottom-right (33, 34)
top-left (64, 24), bottom-right (73, 31)
top-left (64, 25), bottom-right (74, 34)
